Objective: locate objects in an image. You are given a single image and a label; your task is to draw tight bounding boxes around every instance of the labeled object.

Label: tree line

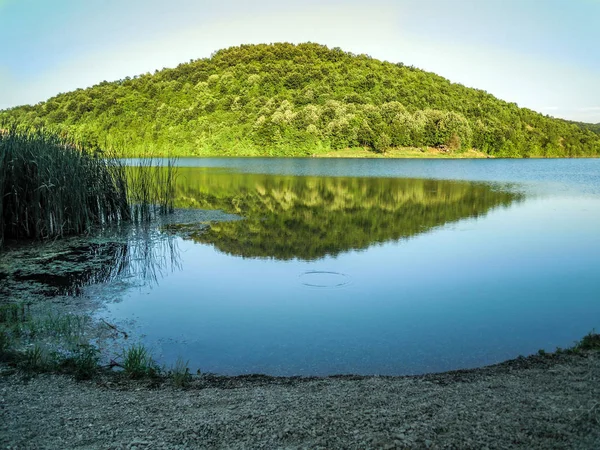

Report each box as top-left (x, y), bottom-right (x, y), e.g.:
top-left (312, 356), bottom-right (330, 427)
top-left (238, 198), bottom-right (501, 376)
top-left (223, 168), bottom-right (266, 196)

top-left (1, 43), bottom-right (599, 157)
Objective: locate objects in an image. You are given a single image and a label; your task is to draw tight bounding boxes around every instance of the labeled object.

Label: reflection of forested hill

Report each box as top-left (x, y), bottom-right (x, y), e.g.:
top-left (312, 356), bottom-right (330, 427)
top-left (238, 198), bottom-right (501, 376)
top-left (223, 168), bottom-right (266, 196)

top-left (2, 43), bottom-right (599, 158)
top-left (171, 168), bottom-right (522, 260)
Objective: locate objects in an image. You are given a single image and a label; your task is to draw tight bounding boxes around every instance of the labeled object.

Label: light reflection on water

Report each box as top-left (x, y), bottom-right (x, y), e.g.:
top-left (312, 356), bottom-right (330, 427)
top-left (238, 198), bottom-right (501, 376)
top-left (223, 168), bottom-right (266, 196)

top-left (96, 159), bottom-right (600, 376)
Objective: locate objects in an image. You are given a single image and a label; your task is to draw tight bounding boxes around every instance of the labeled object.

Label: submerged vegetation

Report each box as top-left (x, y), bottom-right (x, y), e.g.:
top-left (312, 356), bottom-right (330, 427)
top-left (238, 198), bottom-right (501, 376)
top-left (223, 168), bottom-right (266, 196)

top-left (0, 130), bottom-right (177, 247)
top-left (0, 302), bottom-right (96, 378)
top-left (1, 43), bottom-right (599, 158)
top-left (1, 298), bottom-right (598, 382)
top-left (0, 299), bottom-right (191, 384)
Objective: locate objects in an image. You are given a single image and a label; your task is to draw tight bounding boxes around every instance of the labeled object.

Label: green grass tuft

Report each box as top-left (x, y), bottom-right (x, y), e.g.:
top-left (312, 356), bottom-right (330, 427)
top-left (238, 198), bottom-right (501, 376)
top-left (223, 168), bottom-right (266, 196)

top-left (22, 344), bottom-right (47, 371)
top-left (61, 344), bottom-right (100, 380)
top-left (122, 344), bottom-right (159, 379)
top-left (171, 357), bottom-right (192, 387)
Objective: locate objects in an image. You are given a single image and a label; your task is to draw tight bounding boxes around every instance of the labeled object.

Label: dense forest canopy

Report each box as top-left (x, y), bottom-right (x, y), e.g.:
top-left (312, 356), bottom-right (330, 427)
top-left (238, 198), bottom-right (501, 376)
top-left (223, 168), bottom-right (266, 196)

top-left (1, 43), bottom-right (599, 157)
top-left (574, 122), bottom-right (600, 135)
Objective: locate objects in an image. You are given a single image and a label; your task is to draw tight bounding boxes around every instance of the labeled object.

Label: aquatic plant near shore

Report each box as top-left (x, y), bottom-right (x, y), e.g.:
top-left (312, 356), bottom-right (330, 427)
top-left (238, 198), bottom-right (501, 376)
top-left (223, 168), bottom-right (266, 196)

top-left (121, 344), bottom-right (159, 379)
top-left (0, 303), bottom-right (98, 375)
top-left (1, 306), bottom-right (163, 381)
top-left (22, 344), bottom-right (46, 371)
top-left (0, 130), bottom-right (130, 246)
top-left (127, 156), bottom-right (178, 222)
top-left (170, 357), bottom-right (192, 387)
top-left (575, 331), bottom-right (600, 351)
top-left (0, 130), bottom-right (178, 247)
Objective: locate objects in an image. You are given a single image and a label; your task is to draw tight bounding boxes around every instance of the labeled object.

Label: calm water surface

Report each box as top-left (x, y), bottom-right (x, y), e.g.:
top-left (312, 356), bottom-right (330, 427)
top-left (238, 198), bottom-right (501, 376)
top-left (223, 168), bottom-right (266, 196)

top-left (100, 158), bottom-right (600, 376)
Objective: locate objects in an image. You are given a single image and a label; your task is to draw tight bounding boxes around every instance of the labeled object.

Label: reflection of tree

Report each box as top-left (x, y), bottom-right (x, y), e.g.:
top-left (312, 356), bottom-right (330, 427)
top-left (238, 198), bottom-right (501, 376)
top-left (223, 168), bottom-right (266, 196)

top-left (171, 168), bottom-right (522, 261)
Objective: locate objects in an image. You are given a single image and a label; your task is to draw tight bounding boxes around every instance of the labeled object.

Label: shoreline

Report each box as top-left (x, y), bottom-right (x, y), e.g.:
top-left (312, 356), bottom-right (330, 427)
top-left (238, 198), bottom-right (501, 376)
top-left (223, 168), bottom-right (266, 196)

top-left (2, 204), bottom-right (600, 447)
top-left (2, 349), bottom-right (599, 448)
top-left (115, 145), bottom-right (600, 159)
top-left (1, 340), bottom-right (595, 388)
top-left (118, 152), bottom-right (600, 160)
top-left (314, 147), bottom-right (490, 159)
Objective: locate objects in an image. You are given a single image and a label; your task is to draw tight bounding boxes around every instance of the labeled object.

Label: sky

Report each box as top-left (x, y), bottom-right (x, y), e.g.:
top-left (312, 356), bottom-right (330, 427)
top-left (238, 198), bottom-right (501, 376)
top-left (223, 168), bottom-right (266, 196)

top-left (0, 0), bottom-right (599, 123)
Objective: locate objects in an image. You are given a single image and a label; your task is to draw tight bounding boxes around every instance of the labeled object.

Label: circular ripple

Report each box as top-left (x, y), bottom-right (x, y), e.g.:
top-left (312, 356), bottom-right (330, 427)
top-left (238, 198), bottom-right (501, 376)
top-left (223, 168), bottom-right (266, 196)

top-left (299, 271), bottom-right (351, 288)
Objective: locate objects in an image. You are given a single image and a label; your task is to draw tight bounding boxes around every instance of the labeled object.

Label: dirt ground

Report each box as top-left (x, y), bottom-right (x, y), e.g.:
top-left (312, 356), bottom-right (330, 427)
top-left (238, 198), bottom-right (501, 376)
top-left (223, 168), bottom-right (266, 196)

top-left (2, 351), bottom-right (599, 449)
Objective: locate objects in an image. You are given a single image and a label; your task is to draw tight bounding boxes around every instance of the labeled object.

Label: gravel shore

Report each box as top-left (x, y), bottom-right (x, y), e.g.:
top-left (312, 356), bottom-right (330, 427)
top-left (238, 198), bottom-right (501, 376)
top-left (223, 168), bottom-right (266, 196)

top-left (1, 351), bottom-right (599, 449)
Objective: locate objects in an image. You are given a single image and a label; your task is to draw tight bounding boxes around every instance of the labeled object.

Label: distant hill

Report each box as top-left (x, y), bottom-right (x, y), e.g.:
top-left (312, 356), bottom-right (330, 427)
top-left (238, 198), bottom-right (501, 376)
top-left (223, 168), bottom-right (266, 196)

top-left (1, 43), bottom-right (599, 157)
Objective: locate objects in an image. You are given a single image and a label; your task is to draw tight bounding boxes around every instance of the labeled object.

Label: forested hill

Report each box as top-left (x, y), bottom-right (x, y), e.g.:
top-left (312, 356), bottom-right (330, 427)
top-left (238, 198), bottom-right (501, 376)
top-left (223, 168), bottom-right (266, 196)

top-left (575, 122), bottom-right (600, 135)
top-left (1, 42), bottom-right (599, 157)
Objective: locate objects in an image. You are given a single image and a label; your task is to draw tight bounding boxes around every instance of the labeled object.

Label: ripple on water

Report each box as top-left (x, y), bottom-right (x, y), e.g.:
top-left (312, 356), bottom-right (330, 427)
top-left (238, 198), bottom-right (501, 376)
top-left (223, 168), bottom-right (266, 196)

top-left (299, 271), bottom-right (351, 289)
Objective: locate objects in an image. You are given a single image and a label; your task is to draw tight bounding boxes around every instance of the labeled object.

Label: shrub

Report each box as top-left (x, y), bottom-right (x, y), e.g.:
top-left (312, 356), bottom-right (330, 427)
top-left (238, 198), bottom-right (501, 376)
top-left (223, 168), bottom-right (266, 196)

top-left (576, 331), bottom-right (600, 351)
top-left (171, 357), bottom-right (192, 387)
top-left (122, 344), bottom-right (159, 379)
top-left (67, 344), bottom-right (100, 380)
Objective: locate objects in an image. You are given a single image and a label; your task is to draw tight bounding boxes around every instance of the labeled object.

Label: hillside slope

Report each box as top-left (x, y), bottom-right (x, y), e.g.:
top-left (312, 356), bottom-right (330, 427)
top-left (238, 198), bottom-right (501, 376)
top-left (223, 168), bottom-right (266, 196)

top-left (575, 122), bottom-right (600, 135)
top-left (1, 43), bottom-right (599, 157)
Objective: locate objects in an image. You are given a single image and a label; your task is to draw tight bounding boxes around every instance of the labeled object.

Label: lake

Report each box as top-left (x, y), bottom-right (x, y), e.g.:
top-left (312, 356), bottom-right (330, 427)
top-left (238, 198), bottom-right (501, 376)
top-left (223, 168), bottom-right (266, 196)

top-left (97, 158), bottom-right (600, 376)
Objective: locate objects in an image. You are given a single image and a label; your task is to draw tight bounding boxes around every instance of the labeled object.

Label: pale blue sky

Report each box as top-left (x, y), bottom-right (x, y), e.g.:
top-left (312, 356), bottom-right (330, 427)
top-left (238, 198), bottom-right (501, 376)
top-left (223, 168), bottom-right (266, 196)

top-left (1, 0), bottom-right (598, 122)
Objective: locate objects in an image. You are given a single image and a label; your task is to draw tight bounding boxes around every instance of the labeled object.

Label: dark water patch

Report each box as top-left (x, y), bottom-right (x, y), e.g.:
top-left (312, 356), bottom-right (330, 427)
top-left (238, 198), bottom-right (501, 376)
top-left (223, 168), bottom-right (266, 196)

top-left (5, 242), bottom-right (126, 297)
top-left (12, 271), bottom-right (85, 297)
top-left (0, 208), bottom-right (229, 304)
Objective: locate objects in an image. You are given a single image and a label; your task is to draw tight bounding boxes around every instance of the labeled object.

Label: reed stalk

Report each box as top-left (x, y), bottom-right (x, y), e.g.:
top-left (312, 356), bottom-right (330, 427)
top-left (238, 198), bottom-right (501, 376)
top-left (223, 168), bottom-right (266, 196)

top-left (0, 130), bottom-right (177, 247)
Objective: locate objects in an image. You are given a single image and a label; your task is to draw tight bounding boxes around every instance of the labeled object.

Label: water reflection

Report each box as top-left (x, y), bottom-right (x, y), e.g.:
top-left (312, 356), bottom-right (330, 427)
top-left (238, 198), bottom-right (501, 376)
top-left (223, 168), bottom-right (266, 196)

top-left (99, 161), bottom-right (600, 376)
top-left (0, 224), bottom-right (181, 298)
top-left (3, 169), bottom-right (521, 297)
top-left (123, 225), bottom-right (182, 287)
top-left (169, 168), bottom-right (522, 260)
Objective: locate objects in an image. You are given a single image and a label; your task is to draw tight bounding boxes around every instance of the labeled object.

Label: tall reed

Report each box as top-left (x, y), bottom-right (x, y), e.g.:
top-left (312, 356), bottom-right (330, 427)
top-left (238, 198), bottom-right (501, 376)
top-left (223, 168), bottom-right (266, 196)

top-left (126, 156), bottom-right (178, 222)
top-left (0, 130), bottom-right (178, 247)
